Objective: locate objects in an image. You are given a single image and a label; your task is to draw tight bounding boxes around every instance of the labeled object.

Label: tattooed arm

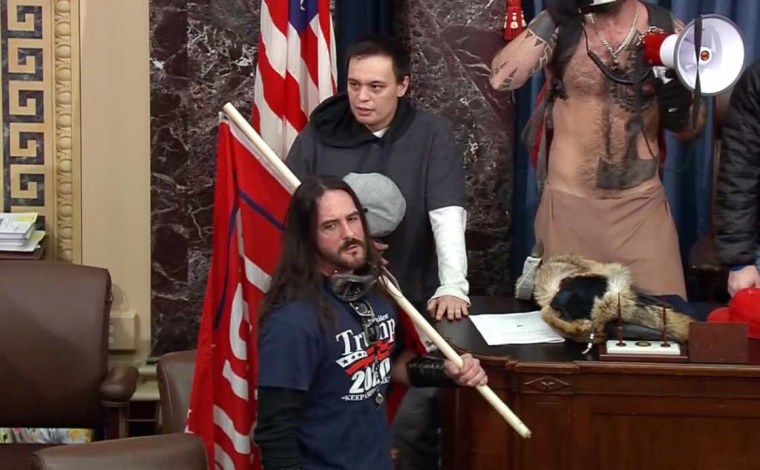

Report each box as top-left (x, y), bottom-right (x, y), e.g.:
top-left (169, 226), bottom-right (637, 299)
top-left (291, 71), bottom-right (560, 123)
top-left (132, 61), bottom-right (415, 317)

top-left (489, 11), bottom-right (558, 91)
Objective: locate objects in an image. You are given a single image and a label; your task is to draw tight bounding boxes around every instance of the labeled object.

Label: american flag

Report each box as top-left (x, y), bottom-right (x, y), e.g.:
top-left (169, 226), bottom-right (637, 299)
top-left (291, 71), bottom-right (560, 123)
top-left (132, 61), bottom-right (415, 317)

top-left (186, 113), bottom-right (296, 470)
top-left (252, 0), bottom-right (337, 159)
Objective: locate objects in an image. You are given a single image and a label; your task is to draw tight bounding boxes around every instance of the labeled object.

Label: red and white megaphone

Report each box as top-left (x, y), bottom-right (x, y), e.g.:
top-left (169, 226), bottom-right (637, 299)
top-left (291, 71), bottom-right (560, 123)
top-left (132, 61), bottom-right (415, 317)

top-left (643, 14), bottom-right (745, 96)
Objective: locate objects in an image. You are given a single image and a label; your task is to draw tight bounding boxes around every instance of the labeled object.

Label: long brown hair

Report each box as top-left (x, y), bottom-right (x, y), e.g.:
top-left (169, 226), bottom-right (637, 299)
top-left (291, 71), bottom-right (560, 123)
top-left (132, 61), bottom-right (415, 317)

top-left (259, 175), bottom-right (386, 329)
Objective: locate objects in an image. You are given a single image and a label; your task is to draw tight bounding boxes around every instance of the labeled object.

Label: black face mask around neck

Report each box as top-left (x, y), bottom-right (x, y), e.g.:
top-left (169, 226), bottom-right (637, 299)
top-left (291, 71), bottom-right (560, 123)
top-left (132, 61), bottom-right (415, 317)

top-left (328, 270), bottom-right (379, 302)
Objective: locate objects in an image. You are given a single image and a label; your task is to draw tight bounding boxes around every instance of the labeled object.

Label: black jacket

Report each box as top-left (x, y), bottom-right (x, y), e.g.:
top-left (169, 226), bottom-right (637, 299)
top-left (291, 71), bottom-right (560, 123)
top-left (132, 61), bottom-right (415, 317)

top-left (715, 60), bottom-right (760, 266)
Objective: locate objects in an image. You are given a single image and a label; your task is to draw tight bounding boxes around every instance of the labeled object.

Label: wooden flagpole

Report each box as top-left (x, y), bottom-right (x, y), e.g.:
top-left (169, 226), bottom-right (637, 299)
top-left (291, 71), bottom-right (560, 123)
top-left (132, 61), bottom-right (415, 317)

top-left (220, 102), bottom-right (532, 439)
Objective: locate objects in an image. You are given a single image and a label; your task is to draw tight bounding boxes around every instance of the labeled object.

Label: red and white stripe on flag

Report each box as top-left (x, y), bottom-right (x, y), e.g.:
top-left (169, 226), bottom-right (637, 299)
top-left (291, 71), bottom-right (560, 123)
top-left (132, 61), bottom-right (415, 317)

top-left (252, 0), bottom-right (337, 160)
top-left (186, 115), bottom-right (296, 470)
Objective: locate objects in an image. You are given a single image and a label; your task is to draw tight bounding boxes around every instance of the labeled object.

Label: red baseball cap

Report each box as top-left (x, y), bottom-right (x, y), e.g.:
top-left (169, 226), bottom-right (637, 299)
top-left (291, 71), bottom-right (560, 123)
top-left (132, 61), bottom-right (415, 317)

top-left (708, 287), bottom-right (760, 339)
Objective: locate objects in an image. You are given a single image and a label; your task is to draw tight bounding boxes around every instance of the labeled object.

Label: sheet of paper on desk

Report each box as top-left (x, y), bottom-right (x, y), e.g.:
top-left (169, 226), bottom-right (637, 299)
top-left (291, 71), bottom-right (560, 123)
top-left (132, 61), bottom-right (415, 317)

top-left (469, 311), bottom-right (565, 345)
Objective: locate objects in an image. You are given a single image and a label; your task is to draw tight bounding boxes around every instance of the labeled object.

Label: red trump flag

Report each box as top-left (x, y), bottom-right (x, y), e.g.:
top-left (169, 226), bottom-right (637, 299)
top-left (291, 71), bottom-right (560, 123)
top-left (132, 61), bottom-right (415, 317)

top-left (186, 114), bottom-right (296, 470)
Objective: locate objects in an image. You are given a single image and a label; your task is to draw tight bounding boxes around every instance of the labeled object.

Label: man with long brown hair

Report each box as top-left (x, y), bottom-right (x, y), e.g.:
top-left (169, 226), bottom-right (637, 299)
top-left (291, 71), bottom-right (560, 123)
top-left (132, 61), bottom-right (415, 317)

top-left (254, 175), bottom-right (486, 470)
top-left (286, 36), bottom-right (471, 468)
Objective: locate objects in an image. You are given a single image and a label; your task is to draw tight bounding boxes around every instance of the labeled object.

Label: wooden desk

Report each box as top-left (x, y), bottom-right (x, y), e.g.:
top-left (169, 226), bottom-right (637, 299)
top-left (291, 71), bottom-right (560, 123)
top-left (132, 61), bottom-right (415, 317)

top-left (438, 297), bottom-right (760, 470)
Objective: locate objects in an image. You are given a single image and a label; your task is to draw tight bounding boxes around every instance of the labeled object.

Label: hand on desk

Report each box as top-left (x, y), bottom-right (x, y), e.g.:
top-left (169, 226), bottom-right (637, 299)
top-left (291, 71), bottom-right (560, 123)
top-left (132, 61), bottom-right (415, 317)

top-left (443, 353), bottom-right (487, 387)
top-left (728, 266), bottom-right (760, 297)
top-left (428, 295), bottom-right (469, 321)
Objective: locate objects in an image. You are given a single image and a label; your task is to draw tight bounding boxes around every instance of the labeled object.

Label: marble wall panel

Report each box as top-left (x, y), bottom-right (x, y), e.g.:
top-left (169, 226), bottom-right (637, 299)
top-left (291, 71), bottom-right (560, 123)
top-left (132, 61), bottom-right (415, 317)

top-left (150, 0), bottom-right (260, 355)
top-left (396, 0), bottom-right (516, 297)
top-left (149, 0), bottom-right (515, 354)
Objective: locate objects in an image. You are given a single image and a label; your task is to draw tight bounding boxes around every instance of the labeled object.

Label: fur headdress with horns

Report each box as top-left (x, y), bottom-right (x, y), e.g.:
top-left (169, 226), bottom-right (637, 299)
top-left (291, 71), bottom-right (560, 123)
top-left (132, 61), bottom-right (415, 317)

top-left (527, 254), bottom-right (694, 344)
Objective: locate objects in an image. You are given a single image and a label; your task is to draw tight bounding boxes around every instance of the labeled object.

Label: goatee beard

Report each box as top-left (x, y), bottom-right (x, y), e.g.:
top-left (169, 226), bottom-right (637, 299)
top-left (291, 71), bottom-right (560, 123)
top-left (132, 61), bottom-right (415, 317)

top-left (327, 238), bottom-right (367, 271)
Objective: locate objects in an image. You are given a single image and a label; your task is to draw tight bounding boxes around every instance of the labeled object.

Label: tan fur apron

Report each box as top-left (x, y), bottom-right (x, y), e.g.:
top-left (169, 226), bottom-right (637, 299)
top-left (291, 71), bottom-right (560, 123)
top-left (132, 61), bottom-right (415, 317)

top-left (534, 182), bottom-right (686, 298)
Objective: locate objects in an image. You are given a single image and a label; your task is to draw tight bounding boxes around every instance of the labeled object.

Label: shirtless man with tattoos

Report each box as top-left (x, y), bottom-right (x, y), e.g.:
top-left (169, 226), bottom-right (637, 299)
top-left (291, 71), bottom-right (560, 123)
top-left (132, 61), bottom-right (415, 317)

top-left (490, 0), bottom-right (704, 298)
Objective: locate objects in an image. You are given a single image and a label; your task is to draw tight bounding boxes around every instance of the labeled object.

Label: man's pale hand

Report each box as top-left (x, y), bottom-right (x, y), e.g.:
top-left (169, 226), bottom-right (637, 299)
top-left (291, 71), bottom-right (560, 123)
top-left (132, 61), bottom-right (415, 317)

top-left (427, 295), bottom-right (469, 321)
top-left (372, 240), bottom-right (389, 266)
top-left (443, 353), bottom-right (487, 387)
top-left (728, 265), bottom-right (760, 297)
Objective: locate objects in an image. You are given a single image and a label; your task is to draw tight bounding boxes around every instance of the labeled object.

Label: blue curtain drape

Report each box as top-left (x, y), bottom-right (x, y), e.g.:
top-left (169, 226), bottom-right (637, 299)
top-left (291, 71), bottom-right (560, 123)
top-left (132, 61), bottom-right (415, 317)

top-left (334, 0), bottom-right (395, 91)
top-left (511, 0), bottom-right (760, 282)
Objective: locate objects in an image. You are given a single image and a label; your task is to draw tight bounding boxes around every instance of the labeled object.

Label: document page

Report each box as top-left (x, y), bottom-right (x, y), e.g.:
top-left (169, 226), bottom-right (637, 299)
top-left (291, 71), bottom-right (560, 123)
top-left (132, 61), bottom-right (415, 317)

top-left (469, 311), bottom-right (565, 346)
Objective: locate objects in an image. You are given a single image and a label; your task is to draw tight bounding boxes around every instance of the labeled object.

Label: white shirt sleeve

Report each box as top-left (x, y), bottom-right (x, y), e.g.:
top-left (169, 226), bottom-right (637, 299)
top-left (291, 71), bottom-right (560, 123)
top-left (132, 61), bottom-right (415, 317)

top-left (428, 205), bottom-right (470, 304)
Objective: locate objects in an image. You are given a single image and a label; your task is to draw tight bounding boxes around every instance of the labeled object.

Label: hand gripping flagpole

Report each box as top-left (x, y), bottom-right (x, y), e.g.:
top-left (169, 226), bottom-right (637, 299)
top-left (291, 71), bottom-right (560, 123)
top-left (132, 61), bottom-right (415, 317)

top-left (382, 280), bottom-right (531, 438)
top-left (221, 102), bottom-right (532, 439)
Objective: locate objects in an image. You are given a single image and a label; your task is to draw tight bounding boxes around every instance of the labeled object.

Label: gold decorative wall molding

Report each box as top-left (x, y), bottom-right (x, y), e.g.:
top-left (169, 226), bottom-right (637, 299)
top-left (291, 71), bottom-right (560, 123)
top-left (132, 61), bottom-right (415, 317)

top-left (52, 0), bottom-right (80, 262)
top-left (0, 0), bottom-right (81, 262)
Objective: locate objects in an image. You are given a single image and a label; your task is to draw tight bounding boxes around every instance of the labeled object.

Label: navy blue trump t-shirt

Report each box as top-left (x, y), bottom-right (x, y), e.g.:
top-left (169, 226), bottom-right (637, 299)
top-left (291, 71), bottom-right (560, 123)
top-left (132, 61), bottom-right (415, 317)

top-left (257, 289), bottom-right (400, 470)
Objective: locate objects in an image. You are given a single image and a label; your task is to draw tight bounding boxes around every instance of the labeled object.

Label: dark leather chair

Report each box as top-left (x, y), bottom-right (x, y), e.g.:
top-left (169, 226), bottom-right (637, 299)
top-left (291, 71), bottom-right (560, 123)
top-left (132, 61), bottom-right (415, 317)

top-left (157, 349), bottom-right (197, 433)
top-left (0, 261), bottom-right (139, 469)
top-left (30, 433), bottom-right (208, 470)
top-left (686, 89), bottom-right (735, 303)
